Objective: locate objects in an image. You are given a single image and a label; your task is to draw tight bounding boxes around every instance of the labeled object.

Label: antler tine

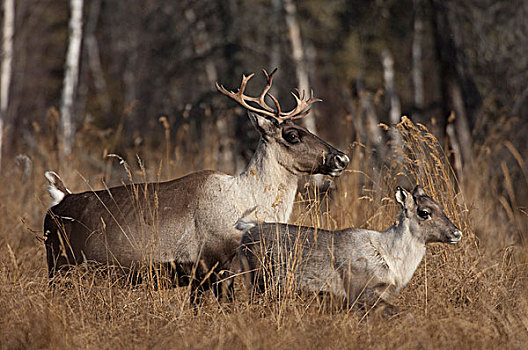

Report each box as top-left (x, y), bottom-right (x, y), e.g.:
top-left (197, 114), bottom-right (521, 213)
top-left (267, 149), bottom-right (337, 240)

top-left (238, 73), bottom-right (255, 95)
top-left (294, 88), bottom-right (305, 102)
top-left (307, 89), bottom-right (322, 104)
top-left (267, 92), bottom-right (282, 118)
top-left (262, 68), bottom-right (278, 87)
top-left (254, 68), bottom-right (278, 112)
top-left (277, 88), bottom-right (322, 121)
top-left (215, 73), bottom-right (255, 99)
top-left (215, 82), bottom-right (233, 100)
top-left (216, 72), bottom-right (278, 119)
top-left (291, 89), bottom-right (303, 105)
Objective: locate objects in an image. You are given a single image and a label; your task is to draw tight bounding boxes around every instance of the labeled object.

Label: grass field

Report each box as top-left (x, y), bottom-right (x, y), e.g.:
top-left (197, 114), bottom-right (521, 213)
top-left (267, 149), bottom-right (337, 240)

top-left (1, 117), bottom-right (527, 349)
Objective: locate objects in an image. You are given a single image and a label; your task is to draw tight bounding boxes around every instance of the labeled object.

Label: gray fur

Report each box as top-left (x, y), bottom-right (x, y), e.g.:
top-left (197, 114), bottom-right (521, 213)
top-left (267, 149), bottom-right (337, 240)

top-left (238, 185), bottom-right (462, 307)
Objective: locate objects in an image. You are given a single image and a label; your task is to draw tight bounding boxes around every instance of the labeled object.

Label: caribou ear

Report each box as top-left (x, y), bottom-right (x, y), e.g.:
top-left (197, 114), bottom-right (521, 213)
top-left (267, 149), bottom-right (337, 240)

top-left (395, 186), bottom-right (413, 209)
top-left (413, 185), bottom-right (426, 198)
top-left (248, 111), bottom-right (279, 135)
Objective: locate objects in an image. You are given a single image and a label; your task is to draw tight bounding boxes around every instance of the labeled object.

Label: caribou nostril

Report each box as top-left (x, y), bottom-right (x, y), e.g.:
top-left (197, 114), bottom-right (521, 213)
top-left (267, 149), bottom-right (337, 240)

top-left (449, 230), bottom-right (462, 243)
top-left (333, 154), bottom-right (350, 169)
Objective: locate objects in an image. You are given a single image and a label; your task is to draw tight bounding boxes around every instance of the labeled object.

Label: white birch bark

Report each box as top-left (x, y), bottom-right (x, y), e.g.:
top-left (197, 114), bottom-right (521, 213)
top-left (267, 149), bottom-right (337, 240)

top-left (0, 0), bottom-right (14, 170)
top-left (381, 49), bottom-right (402, 154)
top-left (381, 49), bottom-right (401, 125)
top-left (283, 0), bottom-right (316, 133)
top-left (60, 0), bottom-right (84, 156)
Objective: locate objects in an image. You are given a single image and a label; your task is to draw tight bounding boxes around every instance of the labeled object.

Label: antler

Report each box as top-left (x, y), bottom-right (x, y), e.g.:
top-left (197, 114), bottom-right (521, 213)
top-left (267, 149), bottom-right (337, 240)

top-left (216, 68), bottom-right (322, 124)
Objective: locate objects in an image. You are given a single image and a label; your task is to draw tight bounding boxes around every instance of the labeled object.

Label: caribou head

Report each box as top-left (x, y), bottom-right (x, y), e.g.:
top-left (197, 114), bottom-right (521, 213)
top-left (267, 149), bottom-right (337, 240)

top-left (216, 69), bottom-right (349, 177)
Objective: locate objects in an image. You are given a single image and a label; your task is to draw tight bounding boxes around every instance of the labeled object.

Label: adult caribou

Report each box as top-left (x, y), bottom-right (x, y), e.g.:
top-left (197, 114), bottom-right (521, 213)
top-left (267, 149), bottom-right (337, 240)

top-left (44, 69), bottom-right (349, 303)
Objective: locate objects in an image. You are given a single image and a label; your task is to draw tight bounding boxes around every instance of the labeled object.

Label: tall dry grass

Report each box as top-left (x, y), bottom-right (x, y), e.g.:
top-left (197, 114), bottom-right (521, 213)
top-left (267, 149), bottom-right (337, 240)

top-left (0, 114), bottom-right (527, 349)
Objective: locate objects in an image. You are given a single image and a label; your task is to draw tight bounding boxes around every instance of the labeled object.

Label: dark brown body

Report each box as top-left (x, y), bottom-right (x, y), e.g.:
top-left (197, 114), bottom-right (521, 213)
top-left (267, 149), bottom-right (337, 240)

top-left (45, 170), bottom-right (236, 284)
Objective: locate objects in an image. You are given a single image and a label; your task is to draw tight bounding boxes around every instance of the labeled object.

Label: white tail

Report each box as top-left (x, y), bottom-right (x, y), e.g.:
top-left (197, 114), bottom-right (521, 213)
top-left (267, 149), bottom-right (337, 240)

top-left (44, 171), bottom-right (71, 206)
top-left (236, 216), bottom-right (258, 231)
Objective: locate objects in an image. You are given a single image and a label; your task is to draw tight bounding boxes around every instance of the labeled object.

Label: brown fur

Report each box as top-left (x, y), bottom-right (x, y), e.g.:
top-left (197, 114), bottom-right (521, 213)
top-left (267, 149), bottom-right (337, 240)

top-left (44, 113), bottom-right (349, 302)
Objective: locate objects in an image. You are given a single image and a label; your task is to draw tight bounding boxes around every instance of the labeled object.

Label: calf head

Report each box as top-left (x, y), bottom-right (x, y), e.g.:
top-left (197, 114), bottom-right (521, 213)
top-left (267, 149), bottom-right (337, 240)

top-left (395, 185), bottom-right (462, 244)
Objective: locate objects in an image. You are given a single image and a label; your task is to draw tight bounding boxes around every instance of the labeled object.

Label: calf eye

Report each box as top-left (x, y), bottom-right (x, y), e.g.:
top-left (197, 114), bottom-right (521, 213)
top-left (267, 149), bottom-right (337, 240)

top-left (284, 130), bottom-right (300, 144)
top-left (418, 209), bottom-right (430, 219)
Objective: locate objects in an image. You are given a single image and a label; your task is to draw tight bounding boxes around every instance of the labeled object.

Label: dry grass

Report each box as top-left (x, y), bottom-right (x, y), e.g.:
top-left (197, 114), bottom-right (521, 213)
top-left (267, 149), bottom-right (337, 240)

top-left (1, 116), bottom-right (527, 349)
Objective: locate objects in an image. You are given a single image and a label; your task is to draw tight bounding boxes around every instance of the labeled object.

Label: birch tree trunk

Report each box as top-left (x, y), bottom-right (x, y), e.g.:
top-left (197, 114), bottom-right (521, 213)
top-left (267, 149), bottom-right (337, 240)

top-left (381, 49), bottom-right (401, 126)
top-left (60, 0), bottom-right (84, 156)
top-left (185, 7), bottom-right (236, 172)
top-left (283, 0), bottom-right (316, 133)
top-left (381, 49), bottom-right (402, 157)
top-left (0, 0), bottom-right (14, 171)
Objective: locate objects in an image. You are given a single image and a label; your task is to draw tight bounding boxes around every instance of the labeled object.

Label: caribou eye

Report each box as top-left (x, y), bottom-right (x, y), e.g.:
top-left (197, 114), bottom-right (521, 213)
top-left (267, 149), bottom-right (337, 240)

top-left (418, 209), bottom-right (430, 219)
top-left (284, 130), bottom-right (300, 144)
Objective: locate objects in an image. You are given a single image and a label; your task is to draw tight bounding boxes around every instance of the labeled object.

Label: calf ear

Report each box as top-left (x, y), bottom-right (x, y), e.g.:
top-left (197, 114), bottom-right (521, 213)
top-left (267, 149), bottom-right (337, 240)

top-left (395, 186), bottom-right (413, 209)
top-left (248, 111), bottom-right (279, 136)
top-left (413, 185), bottom-right (426, 197)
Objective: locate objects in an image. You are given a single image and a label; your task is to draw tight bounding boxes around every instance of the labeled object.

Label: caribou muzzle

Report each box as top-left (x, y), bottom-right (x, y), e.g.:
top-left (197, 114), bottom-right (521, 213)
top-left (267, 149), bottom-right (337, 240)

top-left (323, 152), bottom-right (350, 176)
top-left (447, 229), bottom-right (463, 244)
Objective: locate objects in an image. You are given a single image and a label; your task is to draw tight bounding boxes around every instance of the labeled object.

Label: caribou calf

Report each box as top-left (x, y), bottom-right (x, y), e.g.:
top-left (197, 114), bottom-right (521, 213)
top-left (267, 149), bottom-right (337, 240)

top-left (237, 185), bottom-right (462, 310)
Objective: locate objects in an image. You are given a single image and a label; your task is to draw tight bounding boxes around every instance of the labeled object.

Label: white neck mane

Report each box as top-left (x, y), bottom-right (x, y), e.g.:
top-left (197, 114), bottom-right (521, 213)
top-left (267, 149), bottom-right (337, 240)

top-left (235, 139), bottom-right (298, 222)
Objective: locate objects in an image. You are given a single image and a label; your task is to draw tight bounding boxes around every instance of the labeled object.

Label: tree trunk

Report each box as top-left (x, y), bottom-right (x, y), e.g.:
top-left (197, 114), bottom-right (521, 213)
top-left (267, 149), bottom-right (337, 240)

top-left (85, 0), bottom-right (110, 116)
top-left (412, 0), bottom-right (424, 113)
top-left (184, 8), bottom-right (218, 88)
top-left (430, 0), bottom-right (479, 168)
top-left (446, 112), bottom-right (463, 179)
top-left (381, 49), bottom-right (401, 126)
top-left (218, 0), bottom-right (243, 173)
top-left (360, 91), bottom-right (385, 159)
top-left (381, 49), bottom-right (402, 157)
top-left (283, 0), bottom-right (316, 133)
top-left (269, 0), bottom-right (282, 97)
top-left (0, 0), bottom-right (14, 171)
top-left (60, 0), bottom-right (84, 156)
top-left (356, 62), bottom-right (386, 161)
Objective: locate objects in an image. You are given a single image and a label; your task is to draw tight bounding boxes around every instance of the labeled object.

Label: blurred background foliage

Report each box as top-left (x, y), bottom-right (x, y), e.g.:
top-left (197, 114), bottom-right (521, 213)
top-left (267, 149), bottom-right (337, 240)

top-left (5, 0), bottom-right (526, 160)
